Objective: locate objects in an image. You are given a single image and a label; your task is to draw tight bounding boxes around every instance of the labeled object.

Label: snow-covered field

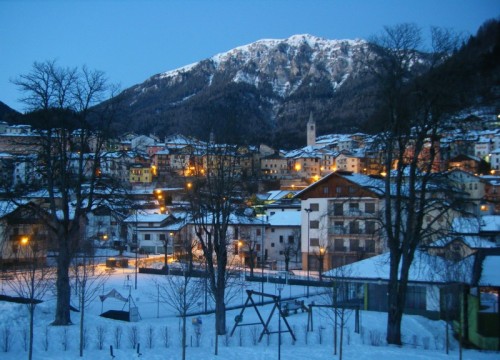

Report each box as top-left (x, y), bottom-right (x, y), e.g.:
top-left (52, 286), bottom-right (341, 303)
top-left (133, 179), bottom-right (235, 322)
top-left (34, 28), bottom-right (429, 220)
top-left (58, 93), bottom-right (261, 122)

top-left (0, 264), bottom-right (497, 360)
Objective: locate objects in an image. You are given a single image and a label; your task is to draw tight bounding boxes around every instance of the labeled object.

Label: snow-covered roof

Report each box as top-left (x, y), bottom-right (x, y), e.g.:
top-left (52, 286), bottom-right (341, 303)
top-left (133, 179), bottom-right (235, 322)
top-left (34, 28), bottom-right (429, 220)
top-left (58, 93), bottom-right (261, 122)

top-left (478, 255), bottom-right (500, 287)
top-left (263, 190), bottom-right (298, 201)
top-left (428, 236), bottom-right (497, 249)
top-left (123, 213), bottom-right (169, 223)
top-left (323, 251), bottom-right (451, 284)
top-left (452, 216), bottom-right (500, 234)
top-left (481, 215), bottom-right (500, 232)
top-left (0, 200), bottom-right (18, 217)
top-left (295, 171), bottom-right (385, 199)
top-left (266, 210), bottom-right (301, 227)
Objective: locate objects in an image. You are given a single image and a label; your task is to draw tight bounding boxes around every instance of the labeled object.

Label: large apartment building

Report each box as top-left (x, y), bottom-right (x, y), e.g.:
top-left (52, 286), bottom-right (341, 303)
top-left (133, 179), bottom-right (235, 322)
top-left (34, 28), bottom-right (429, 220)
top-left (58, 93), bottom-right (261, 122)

top-left (295, 171), bottom-right (385, 271)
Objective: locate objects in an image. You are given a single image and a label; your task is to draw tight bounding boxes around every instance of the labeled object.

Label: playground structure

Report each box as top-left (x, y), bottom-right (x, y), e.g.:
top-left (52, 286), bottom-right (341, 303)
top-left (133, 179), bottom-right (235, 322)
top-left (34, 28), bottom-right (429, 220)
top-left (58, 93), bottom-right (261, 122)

top-left (99, 287), bottom-right (141, 322)
top-left (230, 289), bottom-right (299, 342)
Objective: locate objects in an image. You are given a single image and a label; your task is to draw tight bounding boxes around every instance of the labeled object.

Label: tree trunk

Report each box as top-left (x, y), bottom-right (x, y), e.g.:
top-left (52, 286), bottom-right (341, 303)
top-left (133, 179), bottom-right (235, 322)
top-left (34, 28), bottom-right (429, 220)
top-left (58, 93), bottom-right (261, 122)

top-left (79, 302), bottom-right (85, 357)
top-left (386, 251), bottom-right (408, 345)
top-left (29, 305), bottom-right (34, 360)
top-left (386, 292), bottom-right (404, 345)
top-left (182, 313), bottom-right (186, 360)
top-left (53, 245), bottom-right (72, 325)
top-left (334, 308), bottom-right (338, 355)
top-left (214, 326), bottom-right (219, 356)
top-left (215, 293), bottom-right (226, 335)
top-left (339, 309), bottom-right (344, 360)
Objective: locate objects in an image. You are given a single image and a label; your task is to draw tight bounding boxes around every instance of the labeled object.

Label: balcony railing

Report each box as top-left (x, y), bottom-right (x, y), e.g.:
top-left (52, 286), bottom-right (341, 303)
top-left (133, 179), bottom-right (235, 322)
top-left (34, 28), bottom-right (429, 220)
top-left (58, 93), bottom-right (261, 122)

top-left (328, 209), bottom-right (376, 218)
top-left (328, 227), bottom-right (378, 236)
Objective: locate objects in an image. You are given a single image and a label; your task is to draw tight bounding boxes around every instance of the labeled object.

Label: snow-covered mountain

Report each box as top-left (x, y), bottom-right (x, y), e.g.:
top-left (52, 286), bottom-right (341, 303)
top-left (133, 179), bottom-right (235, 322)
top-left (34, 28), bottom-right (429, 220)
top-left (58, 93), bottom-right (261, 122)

top-left (148, 35), bottom-right (366, 99)
top-left (114, 34), bottom-right (378, 148)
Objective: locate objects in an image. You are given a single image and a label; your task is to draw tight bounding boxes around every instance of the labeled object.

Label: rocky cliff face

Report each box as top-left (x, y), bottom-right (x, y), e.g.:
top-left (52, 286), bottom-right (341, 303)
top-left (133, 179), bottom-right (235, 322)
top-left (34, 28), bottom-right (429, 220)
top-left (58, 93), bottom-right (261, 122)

top-left (113, 35), bottom-right (383, 148)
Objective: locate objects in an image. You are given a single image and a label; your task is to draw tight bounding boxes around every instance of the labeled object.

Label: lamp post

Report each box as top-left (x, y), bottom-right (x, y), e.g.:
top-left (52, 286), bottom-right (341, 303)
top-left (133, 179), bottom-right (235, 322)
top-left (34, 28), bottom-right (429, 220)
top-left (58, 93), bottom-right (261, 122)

top-left (261, 222), bottom-right (265, 303)
top-left (134, 209), bottom-right (138, 290)
top-left (304, 208), bottom-right (312, 297)
top-left (277, 276), bottom-right (285, 360)
top-left (164, 232), bottom-right (171, 274)
top-left (238, 240), bottom-right (246, 277)
top-left (319, 246), bottom-right (325, 282)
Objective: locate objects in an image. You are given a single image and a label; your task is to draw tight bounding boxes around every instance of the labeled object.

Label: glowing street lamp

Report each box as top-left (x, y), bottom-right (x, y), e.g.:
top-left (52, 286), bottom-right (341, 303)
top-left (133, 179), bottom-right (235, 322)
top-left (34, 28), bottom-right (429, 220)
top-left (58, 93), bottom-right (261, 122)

top-left (319, 247), bottom-right (325, 281)
top-left (304, 208), bottom-right (312, 297)
top-left (20, 236), bottom-right (29, 246)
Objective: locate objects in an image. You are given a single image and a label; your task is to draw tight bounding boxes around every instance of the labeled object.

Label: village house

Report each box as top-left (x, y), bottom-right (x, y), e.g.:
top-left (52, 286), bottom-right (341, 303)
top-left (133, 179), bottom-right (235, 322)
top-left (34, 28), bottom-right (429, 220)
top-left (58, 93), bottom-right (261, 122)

top-left (129, 163), bottom-right (153, 184)
top-left (260, 198), bottom-right (302, 270)
top-left (490, 147), bottom-right (500, 172)
top-left (260, 152), bottom-right (289, 180)
top-left (295, 171), bottom-right (385, 272)
top-left (122, 212), bottom-right (174, 255)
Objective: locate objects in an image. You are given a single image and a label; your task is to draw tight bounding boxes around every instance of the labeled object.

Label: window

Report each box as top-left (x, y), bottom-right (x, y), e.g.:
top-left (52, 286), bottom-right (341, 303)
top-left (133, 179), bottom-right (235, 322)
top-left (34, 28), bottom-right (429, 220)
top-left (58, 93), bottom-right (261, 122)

top-left (288, 235), bottom-right (294, 244)
top-left (144, 234), bottom-right (151, 240)
top-left (349, 221), bottom-right (360, 234)
top-left (159, 234), bottom-right (166, 241)
top-left (256, 244), bottom-right (261, 251)
top-left (310, 203), bottom-right (319, 211)
top-left (310, 238), bottom-right (319, 247)
top-left (333, 203), bottom-right (343, 216)
top-left (256, 229), bottom-right (261, 236)
top-left (365, 240), bottom-right (375, 252)
top-left (334, 221), bottom-right (345, 234)
top-left (405, 286), bottom-right (426, 310)
top-left (271, 228), bottom-right (275, 233)
top-left (336, 186), bottom-right (343, 194)
top-left (349, 202), bottom-right (359, 211)
top-left (365, 221), bottom-right (376, 234)
top-left (279, 235), bottom-right (284, 243)
top-left (271, 243), bottom-right (275, 247)
top-left (310, 220), bottom-right (319, 229)
top-left (365, 202), bottom-right (375, 214)
top-left (349, 239), bottom-right (360, 252)
top-left (323, 186), bottom-right (329, 195)
top-left (334, 239), bottom-right (345, 251)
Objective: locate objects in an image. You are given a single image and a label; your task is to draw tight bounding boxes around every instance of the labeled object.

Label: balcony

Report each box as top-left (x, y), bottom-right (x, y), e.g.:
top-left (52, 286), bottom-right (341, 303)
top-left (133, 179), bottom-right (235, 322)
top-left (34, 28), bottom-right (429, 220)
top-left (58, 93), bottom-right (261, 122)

top-left (328, 228), bottom-right (378, 237)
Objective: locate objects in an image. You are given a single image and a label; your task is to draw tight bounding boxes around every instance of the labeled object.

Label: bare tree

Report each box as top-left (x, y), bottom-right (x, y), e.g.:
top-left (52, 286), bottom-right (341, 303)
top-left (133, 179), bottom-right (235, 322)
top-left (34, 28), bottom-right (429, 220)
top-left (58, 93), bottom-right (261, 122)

top-left (176, 227), bottom-right (199, 272)
top-left (282, 229), bottom-right (300, 272)
top-left (185, 141), bottom-right (245, 355)
top-left (6, 229), bottom-right (54, 360)
top-left (237, 227), bottom-right (259, 277)
top-left (426, 249), bottom-right (474, 356)
top-left (320, 264), bottom-right (356, 360)
top-left (11, 60), bottom-right (120, 325)
top-left (71, 239), bottom-right (110, 357)
top-left (155, 268), bottom-right (203, 360)
top-left (366, 24), bottom-right (465, 344)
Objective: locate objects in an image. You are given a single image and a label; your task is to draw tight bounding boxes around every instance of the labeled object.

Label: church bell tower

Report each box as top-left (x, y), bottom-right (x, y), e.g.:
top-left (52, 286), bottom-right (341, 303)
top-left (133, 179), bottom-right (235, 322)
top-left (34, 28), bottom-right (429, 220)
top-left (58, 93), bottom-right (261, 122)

top-left (306, 112), bottom-right (316, 147)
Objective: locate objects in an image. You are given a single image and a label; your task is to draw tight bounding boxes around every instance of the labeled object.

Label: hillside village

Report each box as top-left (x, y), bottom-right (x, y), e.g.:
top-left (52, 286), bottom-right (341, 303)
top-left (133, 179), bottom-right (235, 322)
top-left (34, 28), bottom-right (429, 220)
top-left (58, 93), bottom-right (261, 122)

top-left (0, 109), bottom-right (500, 350)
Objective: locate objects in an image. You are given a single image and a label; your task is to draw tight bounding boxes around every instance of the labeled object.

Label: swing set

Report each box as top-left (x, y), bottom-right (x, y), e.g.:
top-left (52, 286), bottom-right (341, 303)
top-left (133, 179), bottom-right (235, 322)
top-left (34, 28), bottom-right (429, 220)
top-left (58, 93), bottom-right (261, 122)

top-left (230, 289), bottom-right (296, 342)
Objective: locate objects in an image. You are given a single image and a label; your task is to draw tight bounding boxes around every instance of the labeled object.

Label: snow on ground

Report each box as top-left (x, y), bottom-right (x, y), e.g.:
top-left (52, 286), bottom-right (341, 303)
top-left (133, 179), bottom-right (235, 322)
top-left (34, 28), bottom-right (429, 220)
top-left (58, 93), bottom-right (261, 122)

top-left (0, 264), bottom-right (498, 360)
